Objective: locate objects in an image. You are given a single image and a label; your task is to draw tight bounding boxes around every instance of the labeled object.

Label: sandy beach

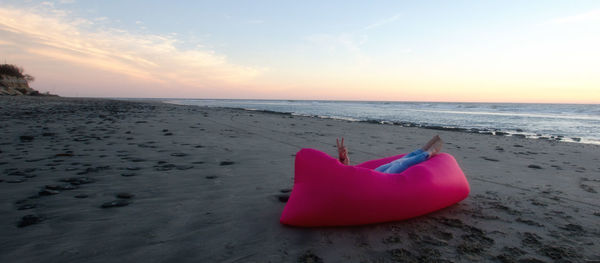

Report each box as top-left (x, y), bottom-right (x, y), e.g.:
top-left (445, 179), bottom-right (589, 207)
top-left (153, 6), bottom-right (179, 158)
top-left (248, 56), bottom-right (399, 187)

top-left (1, 96), bottom-right (599, 262)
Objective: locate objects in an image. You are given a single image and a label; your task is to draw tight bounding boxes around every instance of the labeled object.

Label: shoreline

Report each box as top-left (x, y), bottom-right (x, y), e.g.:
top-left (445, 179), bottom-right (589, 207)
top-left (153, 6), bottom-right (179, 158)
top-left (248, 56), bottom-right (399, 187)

top-left (159, 99), bottom-right (597, 145)
top-left (1, 96), bottom-right (599, 262)
top-left (164, 103), bottom-right (595, 145)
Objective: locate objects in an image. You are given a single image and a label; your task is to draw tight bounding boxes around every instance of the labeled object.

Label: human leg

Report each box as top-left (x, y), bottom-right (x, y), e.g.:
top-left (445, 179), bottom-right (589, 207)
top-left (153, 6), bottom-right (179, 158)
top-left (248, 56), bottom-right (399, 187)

top-left (381, 151), bottom-right (430, 174)
top-left (374, 148), bottom-right (423, 172)
top-left (373, 135), bottom-right (443, 173)
top-left (374, 162), bottom-right (392, 172)
top-left (422, 135), bottom-right (440, 151)
top-left (404, 148), bottom-right (426, 158)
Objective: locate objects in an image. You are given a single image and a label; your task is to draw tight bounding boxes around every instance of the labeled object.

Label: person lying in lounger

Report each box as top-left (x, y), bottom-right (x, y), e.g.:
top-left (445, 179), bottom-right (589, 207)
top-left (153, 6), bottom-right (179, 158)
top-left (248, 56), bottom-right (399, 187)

top-left (336, 135), bottom-right (443, 174)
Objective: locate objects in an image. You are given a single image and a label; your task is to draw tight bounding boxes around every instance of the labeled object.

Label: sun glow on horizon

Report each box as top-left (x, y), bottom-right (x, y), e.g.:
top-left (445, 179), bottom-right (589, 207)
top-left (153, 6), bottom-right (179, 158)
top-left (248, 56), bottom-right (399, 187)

top-left (0, 1), bottom-right (599, 103)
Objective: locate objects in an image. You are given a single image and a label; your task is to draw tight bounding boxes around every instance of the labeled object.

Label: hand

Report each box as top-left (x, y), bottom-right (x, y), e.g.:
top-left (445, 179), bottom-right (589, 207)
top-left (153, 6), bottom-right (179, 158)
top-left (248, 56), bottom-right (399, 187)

top-left (336, 137), bottom-right (349, 165)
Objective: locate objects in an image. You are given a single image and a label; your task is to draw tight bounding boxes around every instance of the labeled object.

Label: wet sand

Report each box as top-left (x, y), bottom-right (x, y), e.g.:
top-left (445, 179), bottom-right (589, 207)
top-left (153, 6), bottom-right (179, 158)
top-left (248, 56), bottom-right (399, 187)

top-left (1, 96), bottom-right (599, 262)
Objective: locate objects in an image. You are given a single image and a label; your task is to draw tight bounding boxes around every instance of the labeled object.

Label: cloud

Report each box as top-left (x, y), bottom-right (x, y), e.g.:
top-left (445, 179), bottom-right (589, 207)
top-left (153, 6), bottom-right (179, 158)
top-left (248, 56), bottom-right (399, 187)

top-left (548, 9), bottom-right (600, 24)
top-left (364, 14), bottom-right (401, 30)
top-left (305, 33), bottom-right (367, 53)
top-left (306, 13), bottom-right (403, 52)
top-left (0, 39), bottom-right (15, 46)
top-left (0, 5), bottom-right (262, 89)
top-left (304, 32), bottom-right (372, 68)
top-left (304, 14), bottom-right (405, 66)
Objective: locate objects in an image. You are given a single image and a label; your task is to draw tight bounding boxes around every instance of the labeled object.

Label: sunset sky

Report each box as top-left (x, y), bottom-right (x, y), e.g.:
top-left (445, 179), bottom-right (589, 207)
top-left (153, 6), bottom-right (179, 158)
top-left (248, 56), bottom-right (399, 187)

top-left (1, 0), bottom-right (599, 103)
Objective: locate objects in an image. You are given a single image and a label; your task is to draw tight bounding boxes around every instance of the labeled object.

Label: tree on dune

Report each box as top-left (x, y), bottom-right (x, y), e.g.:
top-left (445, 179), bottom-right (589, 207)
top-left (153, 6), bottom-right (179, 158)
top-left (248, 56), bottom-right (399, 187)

top-left (0, 64), bottom-right (35, 83)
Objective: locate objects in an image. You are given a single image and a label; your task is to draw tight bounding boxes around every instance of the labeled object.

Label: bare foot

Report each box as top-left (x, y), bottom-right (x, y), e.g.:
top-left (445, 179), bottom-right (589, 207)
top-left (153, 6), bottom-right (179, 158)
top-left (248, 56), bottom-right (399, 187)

top-left (422, 135), bottom-right (441, 151)
top-left (427, 137), bottom-right (443, 157)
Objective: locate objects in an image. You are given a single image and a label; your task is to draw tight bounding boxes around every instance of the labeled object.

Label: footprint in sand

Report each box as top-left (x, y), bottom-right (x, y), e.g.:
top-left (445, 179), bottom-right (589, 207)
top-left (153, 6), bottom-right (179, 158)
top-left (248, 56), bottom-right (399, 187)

top-left (579, 184), bottom-right (597, 193)
top-left (579, 178), bottom-right (598, 193)
top-left (6, 178), bottom-right (26, 183)
top-left (540, 245), bottom-right (581, 261)
top-left (560, 223), bottom-right (584, 233)
top-left (521, 232), bottom-right (542, 247)
top-left (516, 217), bottom-right (544, 227)
top-left (276, 194), bottom-right (289, 203)
top-left (19, 135), bottom-right (34, 142)
top-left (17, 204), bottom-right (36, 210)
top-left (45, 184), bottom-right (78, 191)
top-left (116, 193), bottom-right (134, 199)
top-left (297, 250), bottom-right (323, 263)
top-left (550, 164), bottom-right (563, 170)
top-left (38, 189), bottom-right (60, 196)
top-left (18, 214), bottom-right (44, 228)
top-left (481, 157), bottom-right (499, 162)
top-left (495, 247), bottom-right (526, 262)
top-left (101, 199), bottom-right (131, 208)
top-left (60, 177), bottom-right (96, 185)
top-left (176, 165), bottom-right (194, 170)
top-left (382, 235), bottom-right (402, 244)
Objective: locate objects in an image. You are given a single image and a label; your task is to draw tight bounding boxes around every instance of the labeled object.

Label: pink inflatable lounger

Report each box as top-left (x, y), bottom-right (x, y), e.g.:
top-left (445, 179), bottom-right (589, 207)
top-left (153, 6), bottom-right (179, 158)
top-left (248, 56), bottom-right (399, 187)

top-left (280, 148), bottom-right (470, 227)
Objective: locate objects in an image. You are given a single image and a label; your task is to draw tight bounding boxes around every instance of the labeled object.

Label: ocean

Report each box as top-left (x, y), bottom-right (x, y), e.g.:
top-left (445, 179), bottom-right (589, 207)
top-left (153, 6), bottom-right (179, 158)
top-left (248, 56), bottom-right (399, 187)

top-left (163, 99), bottom-right (600, 145)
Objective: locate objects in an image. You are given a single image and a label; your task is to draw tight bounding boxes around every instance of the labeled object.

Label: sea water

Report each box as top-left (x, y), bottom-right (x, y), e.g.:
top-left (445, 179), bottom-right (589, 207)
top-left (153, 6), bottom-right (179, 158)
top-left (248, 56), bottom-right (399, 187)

top-left (164, 99), bottom-right (600, 145)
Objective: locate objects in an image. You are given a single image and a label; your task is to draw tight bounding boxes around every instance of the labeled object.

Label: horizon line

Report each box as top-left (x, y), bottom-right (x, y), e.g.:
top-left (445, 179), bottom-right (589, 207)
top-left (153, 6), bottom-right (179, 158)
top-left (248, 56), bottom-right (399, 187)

top-left (79, 96), bottom-right (600, 105)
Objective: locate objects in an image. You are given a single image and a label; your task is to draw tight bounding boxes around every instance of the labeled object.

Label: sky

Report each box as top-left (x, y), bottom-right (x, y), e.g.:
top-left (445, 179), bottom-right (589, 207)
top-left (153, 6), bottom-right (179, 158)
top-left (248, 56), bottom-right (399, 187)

top-left (0, 0), bottom-right (599, 103)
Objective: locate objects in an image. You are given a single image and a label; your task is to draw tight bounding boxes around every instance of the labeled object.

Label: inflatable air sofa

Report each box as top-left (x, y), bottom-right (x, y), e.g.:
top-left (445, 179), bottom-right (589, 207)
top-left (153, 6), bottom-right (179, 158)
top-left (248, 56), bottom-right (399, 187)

top-left (280, 149), bottom-right (470, 227)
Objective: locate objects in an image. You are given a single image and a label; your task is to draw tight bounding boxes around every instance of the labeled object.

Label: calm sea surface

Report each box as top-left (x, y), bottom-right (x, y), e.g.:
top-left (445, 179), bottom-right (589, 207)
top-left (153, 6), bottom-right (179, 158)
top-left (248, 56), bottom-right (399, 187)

top-left (164, 99), bottom-right (600, 145)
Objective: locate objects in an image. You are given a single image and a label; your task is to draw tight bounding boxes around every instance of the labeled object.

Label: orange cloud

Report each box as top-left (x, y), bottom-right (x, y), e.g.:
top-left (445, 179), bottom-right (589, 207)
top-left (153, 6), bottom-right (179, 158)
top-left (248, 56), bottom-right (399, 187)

top-left (0, 6), bottom-right (262, 91)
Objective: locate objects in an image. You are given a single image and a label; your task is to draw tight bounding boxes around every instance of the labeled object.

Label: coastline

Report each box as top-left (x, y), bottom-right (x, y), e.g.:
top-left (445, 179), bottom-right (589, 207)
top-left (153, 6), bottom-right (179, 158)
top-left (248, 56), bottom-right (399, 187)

top-left (163, 99), bottom-right (599, 145)
top-left (1, 96), bottom-right (599, 262)
top-left (212, 107), bottom-right (589, 144)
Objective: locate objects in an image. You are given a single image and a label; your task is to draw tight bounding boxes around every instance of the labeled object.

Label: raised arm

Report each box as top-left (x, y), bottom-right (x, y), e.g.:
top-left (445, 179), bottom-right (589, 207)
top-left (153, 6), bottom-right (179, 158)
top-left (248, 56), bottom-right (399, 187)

top-left (336, 137), bottom-right (349, 165)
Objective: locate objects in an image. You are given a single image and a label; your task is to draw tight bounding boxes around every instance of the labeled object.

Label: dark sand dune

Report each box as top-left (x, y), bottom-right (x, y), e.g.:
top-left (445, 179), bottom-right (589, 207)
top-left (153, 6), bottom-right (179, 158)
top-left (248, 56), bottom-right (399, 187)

top-left (1, 97), bottom-right (598, 262)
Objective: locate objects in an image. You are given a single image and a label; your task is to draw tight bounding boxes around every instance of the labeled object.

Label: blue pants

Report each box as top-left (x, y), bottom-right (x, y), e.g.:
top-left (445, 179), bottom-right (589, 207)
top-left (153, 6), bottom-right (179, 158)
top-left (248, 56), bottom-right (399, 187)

top-left (374, 149), bottom-right (430, 174)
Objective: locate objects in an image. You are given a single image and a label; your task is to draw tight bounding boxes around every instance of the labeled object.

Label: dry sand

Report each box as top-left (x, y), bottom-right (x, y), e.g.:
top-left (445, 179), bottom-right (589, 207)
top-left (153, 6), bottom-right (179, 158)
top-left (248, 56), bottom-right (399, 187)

top-left (1, 96), bottom-right (599, 262)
